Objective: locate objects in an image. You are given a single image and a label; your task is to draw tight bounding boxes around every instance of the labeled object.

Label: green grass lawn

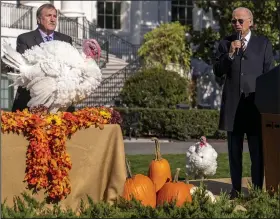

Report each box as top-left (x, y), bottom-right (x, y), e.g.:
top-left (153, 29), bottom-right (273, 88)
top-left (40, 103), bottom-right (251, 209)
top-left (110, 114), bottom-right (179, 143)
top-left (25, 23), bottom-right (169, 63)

top-left (126, 152), bottom-right (251, 180)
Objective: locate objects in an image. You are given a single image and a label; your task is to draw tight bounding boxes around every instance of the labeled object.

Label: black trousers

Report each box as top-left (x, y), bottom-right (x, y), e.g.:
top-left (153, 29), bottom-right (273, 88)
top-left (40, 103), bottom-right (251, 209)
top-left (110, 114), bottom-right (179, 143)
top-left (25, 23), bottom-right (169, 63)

top-left (227, 93), bottom-right (264, 192)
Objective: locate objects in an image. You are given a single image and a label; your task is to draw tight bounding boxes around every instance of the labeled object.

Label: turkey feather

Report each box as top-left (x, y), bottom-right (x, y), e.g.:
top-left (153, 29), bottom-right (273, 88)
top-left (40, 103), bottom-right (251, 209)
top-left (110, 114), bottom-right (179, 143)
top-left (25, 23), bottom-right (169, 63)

top-left (1, 40), bottom-right (102, 112)
top-left (2, 41), bottom-right (27, 66)
top-left (2, 57), bottom-right (20, 70)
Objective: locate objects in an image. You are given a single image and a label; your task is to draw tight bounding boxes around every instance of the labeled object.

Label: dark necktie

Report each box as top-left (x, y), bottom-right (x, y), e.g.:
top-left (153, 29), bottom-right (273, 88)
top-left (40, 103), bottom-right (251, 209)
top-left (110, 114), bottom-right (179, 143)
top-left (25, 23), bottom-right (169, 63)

top-left (241, 38), bottom-right (246, 51)
top-left (45, 36), bottom-right (52, 41)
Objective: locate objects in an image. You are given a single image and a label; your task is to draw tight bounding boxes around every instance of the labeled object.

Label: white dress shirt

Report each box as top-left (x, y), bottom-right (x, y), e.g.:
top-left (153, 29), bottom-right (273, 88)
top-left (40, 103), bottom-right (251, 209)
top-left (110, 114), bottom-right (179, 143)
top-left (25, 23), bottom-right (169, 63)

top-left (242, 30), bottom-right (251, 48)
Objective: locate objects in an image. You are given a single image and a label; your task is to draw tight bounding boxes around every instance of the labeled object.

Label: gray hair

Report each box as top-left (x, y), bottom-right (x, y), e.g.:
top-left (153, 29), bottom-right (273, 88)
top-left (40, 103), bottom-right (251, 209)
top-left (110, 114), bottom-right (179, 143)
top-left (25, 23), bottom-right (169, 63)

top-left (36, 3), bottom-right (57, 24)
top-left (232, 7), bottom-right (254, 26)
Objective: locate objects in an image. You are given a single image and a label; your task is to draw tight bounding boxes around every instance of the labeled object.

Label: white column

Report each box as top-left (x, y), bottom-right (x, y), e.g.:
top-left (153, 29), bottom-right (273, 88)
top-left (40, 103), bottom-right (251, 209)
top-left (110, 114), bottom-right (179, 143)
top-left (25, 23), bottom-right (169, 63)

top-left (60, 1), bottom-right (85, 39)
top-left (60, 1), bottom-right (84, 17)
top-left (53, 1), bottom-right (61, 11)
top-left (82, 1), bottom-right (93, 22)
top-left (192, 3), bottom-right (203, 31)
top-left (91, 1), bottom-right (97, 23)
top-left (20, 1), bottom-right (50, 8)
top-left (130, 1), bottom-right (142, 45)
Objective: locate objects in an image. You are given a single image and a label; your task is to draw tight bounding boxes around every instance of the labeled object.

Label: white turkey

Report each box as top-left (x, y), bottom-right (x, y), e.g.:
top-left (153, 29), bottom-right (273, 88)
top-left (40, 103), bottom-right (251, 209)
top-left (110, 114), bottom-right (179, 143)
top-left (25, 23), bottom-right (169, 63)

top-left (1, 39), bottom-right (102, 113)
top-left (186, 136), bottom-right (218, 180)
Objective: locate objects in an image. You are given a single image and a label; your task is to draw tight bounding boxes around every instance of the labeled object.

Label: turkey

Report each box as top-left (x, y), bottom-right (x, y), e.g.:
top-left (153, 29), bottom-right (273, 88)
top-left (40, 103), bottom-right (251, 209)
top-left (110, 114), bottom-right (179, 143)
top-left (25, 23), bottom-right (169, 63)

top-left (186, 136), bottom-right (218, 180)
top-left (1, 39), bottom-right (102, 113)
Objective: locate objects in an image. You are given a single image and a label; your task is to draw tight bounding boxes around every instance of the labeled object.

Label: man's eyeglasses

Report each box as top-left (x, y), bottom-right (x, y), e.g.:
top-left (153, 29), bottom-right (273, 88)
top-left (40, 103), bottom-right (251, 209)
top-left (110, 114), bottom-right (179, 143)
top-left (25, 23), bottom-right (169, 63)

top-left (231, 19), bottom-right (246, 25)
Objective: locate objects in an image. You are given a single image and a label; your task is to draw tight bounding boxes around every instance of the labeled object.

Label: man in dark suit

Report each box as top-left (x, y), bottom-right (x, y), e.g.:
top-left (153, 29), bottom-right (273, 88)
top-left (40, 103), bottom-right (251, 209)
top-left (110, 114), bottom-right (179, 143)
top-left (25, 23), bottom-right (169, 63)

top-left (213, 7), bottom-right (275, 199)
top-left (12, 3), bottom-right (75, 112)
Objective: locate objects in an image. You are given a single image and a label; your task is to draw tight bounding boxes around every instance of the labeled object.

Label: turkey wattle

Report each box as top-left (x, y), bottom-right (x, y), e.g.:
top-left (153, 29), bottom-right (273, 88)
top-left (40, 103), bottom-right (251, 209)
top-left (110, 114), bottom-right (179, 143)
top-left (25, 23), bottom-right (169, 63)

top-left (1, 39), bottom-right (102, 113)
top-left (186, 136), bottom-right (218, 180)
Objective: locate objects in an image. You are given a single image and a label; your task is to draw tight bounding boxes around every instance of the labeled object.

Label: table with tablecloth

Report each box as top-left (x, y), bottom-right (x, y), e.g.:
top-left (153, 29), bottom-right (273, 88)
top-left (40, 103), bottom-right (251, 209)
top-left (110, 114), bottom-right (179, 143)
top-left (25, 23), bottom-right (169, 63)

top-left (1, 124), bottom-right (127, 210)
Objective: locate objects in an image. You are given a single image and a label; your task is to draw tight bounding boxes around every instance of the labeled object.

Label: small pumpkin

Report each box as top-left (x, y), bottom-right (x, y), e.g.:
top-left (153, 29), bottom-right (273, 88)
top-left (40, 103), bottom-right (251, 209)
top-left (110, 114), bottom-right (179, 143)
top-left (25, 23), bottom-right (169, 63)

top-left (122, 158), bottom-right (156, 208)
top-left (148, 137), bottom-right (172, 192)
top-left (156, 168), bottom-right (194, 207)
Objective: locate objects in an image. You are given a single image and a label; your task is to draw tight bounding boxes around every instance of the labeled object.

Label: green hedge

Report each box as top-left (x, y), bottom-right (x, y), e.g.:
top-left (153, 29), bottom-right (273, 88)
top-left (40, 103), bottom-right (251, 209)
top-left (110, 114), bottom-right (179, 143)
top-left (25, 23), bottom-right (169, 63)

top-left (115, 108), bottom-right (226, 140)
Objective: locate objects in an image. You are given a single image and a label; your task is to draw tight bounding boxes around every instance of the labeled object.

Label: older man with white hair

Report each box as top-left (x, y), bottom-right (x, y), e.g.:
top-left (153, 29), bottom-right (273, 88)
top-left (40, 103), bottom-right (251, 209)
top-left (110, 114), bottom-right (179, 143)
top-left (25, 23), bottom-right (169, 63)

top-left (213, 7), bottom-right (275, 199)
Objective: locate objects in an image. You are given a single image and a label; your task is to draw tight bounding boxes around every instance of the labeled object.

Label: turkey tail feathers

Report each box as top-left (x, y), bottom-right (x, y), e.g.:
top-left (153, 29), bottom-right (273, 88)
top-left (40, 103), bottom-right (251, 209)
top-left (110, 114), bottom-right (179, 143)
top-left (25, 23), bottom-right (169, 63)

top-left (2, 41), bottom-right (26, 69)
top-left (2, 57), bottom-right (20, 71)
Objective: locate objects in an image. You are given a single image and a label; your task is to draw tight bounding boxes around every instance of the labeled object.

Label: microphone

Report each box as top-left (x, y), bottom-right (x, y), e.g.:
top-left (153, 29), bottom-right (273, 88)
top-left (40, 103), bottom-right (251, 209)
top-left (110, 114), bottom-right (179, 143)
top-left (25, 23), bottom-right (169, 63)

top-left (236, 31), bottom-right (242, 56)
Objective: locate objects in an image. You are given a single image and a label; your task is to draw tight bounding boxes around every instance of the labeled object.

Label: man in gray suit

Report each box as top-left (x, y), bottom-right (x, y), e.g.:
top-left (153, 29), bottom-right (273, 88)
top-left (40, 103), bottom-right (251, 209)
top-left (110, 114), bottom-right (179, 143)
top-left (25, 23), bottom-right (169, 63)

top-left (214, 7), bottom-right (275, 199)
top-left (12, 3), bottom-right (74, 112)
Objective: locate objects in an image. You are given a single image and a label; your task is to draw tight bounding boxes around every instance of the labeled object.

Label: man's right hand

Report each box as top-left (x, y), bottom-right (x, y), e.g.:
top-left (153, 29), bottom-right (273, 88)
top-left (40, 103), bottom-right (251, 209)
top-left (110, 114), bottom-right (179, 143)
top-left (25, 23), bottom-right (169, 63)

top-left (229, 40), bottom-right (242, 58)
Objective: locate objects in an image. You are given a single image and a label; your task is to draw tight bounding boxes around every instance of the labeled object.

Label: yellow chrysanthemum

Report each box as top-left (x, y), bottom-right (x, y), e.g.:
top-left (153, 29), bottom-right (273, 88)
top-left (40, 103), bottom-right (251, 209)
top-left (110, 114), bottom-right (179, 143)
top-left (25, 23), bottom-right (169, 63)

top-left (99, 110), bottom-right (111, 119)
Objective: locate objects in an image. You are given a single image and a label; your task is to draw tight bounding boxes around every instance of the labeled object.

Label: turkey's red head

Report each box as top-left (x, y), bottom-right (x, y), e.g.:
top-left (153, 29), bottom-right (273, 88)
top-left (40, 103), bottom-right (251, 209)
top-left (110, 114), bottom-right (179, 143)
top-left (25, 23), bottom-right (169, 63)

top-left (82, 39), bottom-right (101, 62)
top-left (199, 136), bottom-right (207, 147)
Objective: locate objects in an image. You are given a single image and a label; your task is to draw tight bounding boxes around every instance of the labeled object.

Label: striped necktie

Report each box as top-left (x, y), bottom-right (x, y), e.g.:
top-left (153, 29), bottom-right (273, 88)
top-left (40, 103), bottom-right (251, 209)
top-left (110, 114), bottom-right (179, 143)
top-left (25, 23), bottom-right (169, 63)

top-left (241, 38), bottom-right (246, 51)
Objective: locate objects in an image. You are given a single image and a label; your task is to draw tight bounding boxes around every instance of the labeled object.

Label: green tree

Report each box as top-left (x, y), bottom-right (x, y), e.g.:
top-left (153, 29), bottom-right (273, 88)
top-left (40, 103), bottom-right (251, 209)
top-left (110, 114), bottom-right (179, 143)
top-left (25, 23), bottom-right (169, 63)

top-left (138, 22), bottom-right (192, 71)
top-left (190, 27), bottom-right (221, 64)
top-left (191, 0), bottom-right (280, 62)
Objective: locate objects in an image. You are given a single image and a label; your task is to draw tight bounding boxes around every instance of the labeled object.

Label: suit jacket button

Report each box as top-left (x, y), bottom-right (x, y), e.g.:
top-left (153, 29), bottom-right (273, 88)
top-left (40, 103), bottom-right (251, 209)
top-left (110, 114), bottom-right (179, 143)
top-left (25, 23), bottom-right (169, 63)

top-left (241, 57), bottom-right (245, 60)
top-left (241, 73), bottom-right (244, 76)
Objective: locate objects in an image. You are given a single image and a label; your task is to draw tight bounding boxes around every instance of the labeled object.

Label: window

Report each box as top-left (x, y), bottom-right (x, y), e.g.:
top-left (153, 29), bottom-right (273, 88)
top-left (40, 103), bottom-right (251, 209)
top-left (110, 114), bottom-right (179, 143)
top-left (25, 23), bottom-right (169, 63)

top-left (1, 63), bottom-right (14, 111)
top-left (97, 1), bottom-right (121, 29)
top-left (171, 0), bottom-right (193, 26)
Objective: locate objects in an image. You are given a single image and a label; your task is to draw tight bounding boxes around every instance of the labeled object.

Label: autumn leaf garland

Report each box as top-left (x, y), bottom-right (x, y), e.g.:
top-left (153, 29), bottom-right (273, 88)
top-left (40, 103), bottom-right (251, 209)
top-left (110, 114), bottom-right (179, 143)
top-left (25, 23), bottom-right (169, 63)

top-left (1, 106), bottom-right (121, 203)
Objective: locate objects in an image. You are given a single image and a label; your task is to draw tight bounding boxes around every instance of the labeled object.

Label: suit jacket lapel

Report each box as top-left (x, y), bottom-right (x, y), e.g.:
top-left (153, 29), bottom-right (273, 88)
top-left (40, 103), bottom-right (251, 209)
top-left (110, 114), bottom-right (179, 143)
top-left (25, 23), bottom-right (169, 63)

top-left (53, 32), bottom-right (61, 41)
top-left (34, 28), bottom-right (44, 45)
top-left (242, 31), bottom-right (256, 57)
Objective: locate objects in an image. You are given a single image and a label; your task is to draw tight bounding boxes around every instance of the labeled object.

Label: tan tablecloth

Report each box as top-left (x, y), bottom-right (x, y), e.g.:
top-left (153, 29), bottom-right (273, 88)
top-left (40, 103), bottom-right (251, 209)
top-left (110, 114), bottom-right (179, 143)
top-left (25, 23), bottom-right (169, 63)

top-left (1, 124), bottom-right (127, 210)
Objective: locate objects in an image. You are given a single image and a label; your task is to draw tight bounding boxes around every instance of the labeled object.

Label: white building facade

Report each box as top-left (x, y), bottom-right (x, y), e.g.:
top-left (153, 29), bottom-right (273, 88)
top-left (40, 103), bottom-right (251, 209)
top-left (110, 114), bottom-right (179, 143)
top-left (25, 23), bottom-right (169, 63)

top-left (1, 0), bottom-right (221, 110)
top-left (2, 0), bottom-right (217, 45)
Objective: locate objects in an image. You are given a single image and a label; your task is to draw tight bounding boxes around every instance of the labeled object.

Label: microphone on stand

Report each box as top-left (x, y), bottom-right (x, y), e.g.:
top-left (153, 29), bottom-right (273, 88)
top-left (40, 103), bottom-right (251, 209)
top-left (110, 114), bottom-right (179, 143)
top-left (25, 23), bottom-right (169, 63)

top-left (236, 31), bottom-right (242, 56)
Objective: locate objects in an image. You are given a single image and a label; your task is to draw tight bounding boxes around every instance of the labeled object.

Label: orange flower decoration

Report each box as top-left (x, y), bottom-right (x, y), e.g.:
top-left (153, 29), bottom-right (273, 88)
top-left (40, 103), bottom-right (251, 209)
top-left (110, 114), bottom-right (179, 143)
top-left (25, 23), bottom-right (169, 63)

top-left (1, 106), bottom-right (122, 203)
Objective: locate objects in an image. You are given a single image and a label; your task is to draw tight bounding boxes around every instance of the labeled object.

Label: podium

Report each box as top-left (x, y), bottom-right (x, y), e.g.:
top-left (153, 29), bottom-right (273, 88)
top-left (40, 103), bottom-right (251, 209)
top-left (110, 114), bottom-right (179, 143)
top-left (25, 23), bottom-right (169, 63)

top-left (255, 64), bottom-right (280, 194)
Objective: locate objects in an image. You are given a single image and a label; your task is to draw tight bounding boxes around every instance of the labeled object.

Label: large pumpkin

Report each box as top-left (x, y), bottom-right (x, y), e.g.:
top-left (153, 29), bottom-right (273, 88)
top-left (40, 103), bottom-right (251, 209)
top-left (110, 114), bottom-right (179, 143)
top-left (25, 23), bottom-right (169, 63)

top-left (157, 168), bottom-right (194, 207)
top-left (122, 158), bottom-right (156, 208)
top-left (148, 138), bottom-right (172, 192)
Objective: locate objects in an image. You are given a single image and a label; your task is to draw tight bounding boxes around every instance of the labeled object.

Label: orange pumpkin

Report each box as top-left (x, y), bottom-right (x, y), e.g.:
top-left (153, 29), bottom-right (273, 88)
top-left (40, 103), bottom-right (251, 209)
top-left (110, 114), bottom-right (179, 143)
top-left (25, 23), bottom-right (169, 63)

top-left (148, 138), bottom-right (172, 192)
top-left (122, 158), bottom-right (156, 208)
top-left (156, 168), bottom-right (194, 207)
